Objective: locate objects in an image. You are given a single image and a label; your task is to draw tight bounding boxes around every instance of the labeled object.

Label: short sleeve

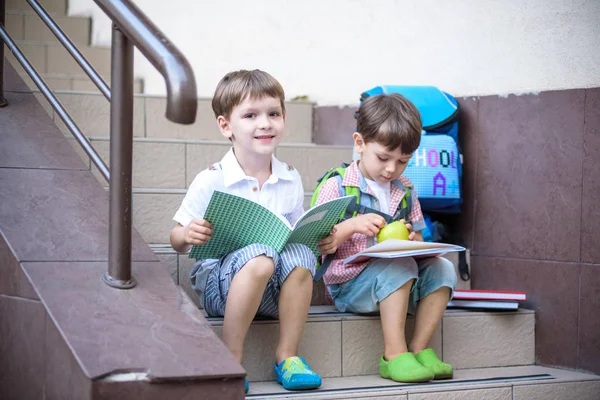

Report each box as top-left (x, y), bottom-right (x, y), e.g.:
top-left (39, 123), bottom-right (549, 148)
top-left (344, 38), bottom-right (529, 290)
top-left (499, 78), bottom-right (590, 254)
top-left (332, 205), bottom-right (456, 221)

top-left (315, 177), bottom-right (342, 206)
top-left (408, 188), bottom-right (426, 232)
top-left (173, 170), bottom-right (214, 227)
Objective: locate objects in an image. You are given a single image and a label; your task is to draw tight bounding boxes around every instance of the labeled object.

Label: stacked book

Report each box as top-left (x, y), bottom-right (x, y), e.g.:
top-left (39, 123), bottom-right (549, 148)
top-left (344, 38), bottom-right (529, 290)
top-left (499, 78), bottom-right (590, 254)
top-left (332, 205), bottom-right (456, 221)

top-left (448, 290), bottom-right (527, 310)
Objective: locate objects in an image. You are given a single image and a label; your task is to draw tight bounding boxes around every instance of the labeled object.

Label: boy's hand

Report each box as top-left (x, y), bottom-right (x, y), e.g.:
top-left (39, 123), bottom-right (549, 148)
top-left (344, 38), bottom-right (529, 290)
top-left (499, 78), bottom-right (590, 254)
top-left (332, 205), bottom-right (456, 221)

top-left (318, 227), bottom-right (340, 255)
top-left (353, 213), bottom-right (386, 236)
top-left (399, 219), bottom-right (420, 241)
top-left (183, 218), bottom-right (213, 245)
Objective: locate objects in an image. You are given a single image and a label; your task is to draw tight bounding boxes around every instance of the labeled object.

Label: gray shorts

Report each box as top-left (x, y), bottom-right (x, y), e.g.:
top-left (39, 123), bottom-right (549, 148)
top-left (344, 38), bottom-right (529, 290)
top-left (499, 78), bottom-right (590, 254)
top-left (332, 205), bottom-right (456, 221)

top-left (328, 256), bottom-right (457, 315)
top-left (192, 243), bottom-right (317, 318)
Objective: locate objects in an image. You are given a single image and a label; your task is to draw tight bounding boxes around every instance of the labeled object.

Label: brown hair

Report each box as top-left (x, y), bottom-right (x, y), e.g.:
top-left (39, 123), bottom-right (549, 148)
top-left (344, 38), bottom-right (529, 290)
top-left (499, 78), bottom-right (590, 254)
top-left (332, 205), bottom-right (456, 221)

top-left (211, 69), bottom-right (286, 119)
top-left (356, 93), bottom-right (422, 154)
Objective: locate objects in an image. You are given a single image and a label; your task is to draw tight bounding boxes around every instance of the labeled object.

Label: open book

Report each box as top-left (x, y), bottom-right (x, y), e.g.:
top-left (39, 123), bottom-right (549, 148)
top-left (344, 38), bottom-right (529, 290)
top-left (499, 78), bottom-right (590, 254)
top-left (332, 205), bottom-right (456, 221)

top-left (344, 239), bottom-right (465, 264)
top-left (189, 191), bottom-right (353, 260)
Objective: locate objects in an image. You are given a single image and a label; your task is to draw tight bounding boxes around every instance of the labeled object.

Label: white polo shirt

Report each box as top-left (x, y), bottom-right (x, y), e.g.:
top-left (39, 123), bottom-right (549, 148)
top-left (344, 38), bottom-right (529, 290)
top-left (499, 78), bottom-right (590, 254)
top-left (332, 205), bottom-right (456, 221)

top-left (173, 148), bottom-right (305, 228)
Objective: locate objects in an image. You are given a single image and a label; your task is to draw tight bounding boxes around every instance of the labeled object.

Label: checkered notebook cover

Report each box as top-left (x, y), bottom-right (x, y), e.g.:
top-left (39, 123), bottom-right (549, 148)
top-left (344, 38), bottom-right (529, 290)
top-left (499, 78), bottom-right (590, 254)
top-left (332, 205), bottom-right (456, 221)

top-left (189, 191), bottom-right (353, 260)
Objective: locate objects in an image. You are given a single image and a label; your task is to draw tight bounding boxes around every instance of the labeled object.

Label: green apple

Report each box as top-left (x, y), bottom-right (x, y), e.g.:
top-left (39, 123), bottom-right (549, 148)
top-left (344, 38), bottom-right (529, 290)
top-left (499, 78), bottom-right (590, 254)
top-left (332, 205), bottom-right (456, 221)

top-left (377, 221), bottom-right (410, 242)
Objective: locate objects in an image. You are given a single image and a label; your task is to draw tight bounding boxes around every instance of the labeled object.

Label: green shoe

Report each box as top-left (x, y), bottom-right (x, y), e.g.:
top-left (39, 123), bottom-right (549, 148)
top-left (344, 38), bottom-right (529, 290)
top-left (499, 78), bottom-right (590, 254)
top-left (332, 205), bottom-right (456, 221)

top-left (415, 348), bottom-right (453, 379)
top-left (379, 352), bottom-right (434, 383)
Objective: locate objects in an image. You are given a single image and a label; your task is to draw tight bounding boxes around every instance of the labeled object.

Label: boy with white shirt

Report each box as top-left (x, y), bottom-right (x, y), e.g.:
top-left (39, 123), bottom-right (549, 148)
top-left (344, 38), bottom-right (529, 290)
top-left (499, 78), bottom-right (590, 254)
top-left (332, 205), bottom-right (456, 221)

top-left (314, 93), bottom-right (457, 383)
top-left (170, 70), bottom-right (322, 393)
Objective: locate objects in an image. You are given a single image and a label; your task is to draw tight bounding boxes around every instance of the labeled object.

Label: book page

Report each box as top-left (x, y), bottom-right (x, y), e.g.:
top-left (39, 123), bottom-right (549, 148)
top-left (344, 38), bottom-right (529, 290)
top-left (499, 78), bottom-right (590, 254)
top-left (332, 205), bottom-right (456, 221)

top-left (344, 239), bottom-right (465, 264)
top-left (189, 191), bottom-right (292, 259)
top-left (287, 196), bottom-right (354, 257)
top-left (359, 239), bottom-right (461, 253)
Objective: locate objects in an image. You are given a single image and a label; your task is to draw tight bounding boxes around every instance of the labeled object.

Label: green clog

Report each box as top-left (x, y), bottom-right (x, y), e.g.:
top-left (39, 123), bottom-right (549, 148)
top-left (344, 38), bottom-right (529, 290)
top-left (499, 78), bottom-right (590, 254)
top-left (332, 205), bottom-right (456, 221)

top-left (379, 352), bottom-right (434, 383)
top-left (415, 348), bottom-right (453, 379)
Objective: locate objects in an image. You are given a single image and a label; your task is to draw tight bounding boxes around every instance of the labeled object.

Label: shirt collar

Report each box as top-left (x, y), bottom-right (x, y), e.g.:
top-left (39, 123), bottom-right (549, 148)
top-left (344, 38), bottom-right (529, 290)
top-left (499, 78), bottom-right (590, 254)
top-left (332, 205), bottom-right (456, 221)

top-left (221, 148), bottom-right (295, 187)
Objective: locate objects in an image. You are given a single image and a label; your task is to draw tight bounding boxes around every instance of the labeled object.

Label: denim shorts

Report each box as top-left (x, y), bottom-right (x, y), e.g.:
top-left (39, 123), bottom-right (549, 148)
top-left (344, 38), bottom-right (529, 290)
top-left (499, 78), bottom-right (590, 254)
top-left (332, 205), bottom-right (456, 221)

top-left (192, 243), bottom-right (316, 318)
top-left (328, 256), bottom-right (457, 315)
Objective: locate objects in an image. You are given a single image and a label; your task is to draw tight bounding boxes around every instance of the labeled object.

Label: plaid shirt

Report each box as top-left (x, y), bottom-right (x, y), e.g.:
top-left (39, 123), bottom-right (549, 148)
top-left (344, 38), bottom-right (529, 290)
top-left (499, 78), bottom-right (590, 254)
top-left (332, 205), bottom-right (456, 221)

top-left (315, 161), bottom-right (425, 285)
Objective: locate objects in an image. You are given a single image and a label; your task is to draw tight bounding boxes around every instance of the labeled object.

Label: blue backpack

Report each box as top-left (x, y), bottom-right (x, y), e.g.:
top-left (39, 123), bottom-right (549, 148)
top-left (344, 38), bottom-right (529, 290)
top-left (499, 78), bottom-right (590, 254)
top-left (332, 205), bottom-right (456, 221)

top-left (358, 86), bottom-right (462, 214)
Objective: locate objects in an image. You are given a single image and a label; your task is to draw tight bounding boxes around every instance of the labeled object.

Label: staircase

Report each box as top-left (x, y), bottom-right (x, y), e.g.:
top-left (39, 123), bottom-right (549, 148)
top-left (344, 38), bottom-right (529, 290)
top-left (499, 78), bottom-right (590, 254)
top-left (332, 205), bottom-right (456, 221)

top-left (3, 0), bottom-right (143, 92)
top-left (2, 1), bottom-right (600, 399)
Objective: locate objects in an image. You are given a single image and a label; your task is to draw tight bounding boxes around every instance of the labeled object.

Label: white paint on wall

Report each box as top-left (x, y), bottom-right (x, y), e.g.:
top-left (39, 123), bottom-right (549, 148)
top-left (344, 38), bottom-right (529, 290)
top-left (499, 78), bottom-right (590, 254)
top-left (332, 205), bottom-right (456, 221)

top-left (68, 0), bottom-right (600, 105)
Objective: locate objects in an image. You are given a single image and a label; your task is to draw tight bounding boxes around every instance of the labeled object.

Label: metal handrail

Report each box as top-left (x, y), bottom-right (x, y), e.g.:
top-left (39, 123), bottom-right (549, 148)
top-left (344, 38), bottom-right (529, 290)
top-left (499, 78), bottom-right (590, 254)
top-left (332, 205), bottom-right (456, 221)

top-left (0, 0), bottom-right (198, 289)
top-left (0, 27), bottom-right (111, 180)
top-left (27, 0), bottom-right (111, 100)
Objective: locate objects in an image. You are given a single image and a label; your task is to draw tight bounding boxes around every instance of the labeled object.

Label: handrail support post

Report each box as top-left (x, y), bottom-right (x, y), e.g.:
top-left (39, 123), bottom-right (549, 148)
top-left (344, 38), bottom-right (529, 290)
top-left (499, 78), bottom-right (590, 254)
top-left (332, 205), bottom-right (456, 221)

top-left (0, 0), bottom-right (8, 108)
top-left (103, 23), bottom-right (136, 289)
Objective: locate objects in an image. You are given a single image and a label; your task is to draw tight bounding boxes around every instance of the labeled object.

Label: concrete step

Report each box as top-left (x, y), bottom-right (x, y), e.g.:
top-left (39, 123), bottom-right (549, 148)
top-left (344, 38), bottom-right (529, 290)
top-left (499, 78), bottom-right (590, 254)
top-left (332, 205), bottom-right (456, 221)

top-left (10, 68), bottom-right (144, 93)
top-left (246, 365), bottom-right (600, 399)
top-left (206, 306), bottom-right (535, 382)
top-left (4, 41), bottom-right (112, 78)
top-left (5, 0), bottom-right (67, 14)
top-left (44, 91), bottom-right (314, 143)
top-left (5, 11), bottom-right (91, 44)
top-left (79, 137), bottom-right (350, 194)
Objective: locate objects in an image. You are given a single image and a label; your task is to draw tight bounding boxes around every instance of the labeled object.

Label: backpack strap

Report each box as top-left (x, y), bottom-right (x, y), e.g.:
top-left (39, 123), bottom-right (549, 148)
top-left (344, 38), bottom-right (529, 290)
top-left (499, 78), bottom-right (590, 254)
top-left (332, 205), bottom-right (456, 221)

top-left (314, 177), bottom-right (412, 282)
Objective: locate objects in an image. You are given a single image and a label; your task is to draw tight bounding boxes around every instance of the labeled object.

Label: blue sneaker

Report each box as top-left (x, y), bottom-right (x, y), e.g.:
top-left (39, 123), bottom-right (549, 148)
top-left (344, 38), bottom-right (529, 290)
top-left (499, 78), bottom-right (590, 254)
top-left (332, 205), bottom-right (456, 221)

top-left (244, 379), bottom-right (249, 393)
top-left (274, 356), bottom-right (322, 390)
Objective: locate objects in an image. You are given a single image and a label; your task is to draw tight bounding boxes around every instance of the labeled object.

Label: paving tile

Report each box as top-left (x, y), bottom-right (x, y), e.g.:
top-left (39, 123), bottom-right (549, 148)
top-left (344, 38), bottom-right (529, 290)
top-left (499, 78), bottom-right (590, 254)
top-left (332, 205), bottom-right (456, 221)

top-left (2, 56), bottom-right (30, 92)
top-left (0, 234), bottom-right (38, 299)
top-left (313, 105), bottom-right (358, 146)
top-left (513, 380), bottom-right (600, 400)
top-left (456, 97), bottom-right (479, 250)
top-left (282, 101), bottom-right (313, 143)
top-left (90, 139), bottom-right (186, 189)
top-left (471, 256), bottom-right (579, 368)
top-left (23, 260), bottom-right (244, 380)
top-left (185, 143), bottom-right (232, 186)
top-left (0, 91), bottom-right (86, 169)
top-left (46, 44), bottom-right (111, 77)
top-left (342, 317), bottom-right (442, 376)
top-left (132, 191), bottom-right (184, 244)
top-left (54, 92), bottom-right (145, 138)
top-left (145, 97), bottom-right (220, 140)
top-left (24, 15), bottom-right (90, 44)
top-left (91, 378), bottom-right (244, 400)
top-left (473, 91), bottom-right (585, 261)
top-left (44, 314), bottom-right (92, 399)
top-left (442, 311), bottom-right (534, 368)
top-left (213, 320), bottom-right (342, 382)
top-left (578, 263), bottom-right (600, 374)
top-left (5, 12), bottom-right (24, 41)
top-left (0, 169), bottom-right (156, 262)
top-left (276, 145), bottom-right (353, 191)
top-left (0, 296), bottom-right (46, 400)
top-left (582, 88), bottom-right (600, 264)
top-left (408, 387), bottom-right (512, 400)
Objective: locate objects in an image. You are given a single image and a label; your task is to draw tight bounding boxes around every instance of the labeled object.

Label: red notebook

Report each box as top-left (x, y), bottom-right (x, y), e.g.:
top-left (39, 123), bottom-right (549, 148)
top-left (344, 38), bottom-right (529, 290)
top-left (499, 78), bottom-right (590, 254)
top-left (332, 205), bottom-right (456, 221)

top-left (453, 289), bottom-right (526, 301)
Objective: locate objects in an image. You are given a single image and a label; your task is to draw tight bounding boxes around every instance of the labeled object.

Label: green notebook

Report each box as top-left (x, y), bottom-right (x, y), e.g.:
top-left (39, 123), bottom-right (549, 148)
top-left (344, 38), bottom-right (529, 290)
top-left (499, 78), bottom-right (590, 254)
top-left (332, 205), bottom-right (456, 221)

top-left (189, 191), bottom-right (353, 260)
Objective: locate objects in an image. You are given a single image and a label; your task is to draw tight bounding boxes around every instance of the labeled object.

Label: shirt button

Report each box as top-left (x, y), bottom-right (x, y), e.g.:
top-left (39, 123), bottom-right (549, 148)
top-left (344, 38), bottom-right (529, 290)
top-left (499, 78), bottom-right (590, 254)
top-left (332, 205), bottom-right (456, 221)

top-left (252, 186), bottom-right (258, 192)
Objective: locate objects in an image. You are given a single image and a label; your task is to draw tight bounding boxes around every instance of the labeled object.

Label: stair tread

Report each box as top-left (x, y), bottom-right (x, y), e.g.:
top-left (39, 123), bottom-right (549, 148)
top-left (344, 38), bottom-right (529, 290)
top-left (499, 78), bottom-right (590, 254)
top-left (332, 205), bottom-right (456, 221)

top-left (246, 365), bottom-right (600, 398)
top-left (204, 305), bottom-right (533, 326)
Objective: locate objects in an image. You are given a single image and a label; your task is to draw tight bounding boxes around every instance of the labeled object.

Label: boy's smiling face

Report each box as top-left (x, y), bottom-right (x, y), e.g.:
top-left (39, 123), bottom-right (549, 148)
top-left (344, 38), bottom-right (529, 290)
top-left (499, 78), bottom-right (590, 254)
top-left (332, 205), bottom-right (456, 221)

top-left (218, 95), bottom-right (285, 158)
top-left (354, 132), bottom-right (412, 184)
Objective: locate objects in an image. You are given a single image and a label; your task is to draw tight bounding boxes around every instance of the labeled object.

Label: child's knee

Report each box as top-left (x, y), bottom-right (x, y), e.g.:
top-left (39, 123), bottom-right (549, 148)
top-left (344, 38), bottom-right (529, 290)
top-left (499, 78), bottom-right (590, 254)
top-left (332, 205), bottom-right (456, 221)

top-left (421, 257), bottom-right (458, 289)
top-left (437, 257), bottom-right (458, 287)
top-left (286, 266), bottom-right (313, 284)
top-left (244, 255), bottom-right (275, 281)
